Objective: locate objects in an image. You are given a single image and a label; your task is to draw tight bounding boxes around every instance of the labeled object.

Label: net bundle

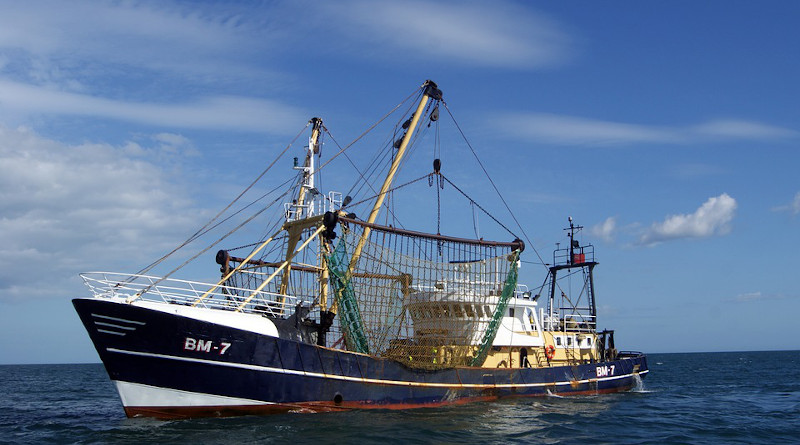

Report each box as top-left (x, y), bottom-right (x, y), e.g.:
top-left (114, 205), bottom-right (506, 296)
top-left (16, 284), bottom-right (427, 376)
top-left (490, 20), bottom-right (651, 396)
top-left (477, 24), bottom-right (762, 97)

top-left (328, 217), bottom-right (521, 369)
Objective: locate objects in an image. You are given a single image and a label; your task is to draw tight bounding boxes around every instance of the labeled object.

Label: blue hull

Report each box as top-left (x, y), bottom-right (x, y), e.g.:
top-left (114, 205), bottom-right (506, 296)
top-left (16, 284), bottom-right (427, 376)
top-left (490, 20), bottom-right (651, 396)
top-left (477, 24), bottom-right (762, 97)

top-left (74, 298), bottom-right (648, 419)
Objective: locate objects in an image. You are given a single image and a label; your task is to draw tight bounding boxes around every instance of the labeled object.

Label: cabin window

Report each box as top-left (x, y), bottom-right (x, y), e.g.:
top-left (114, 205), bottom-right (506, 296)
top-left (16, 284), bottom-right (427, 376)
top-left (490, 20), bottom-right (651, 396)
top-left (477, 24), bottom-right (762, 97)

top-left (453, 305), bottom-right (465, 317)
top-left (556, 337), bottom-right (562, 346)
top-left (508, 308), bottom-right (515, 317)
top-left (587, 338), bottom-right (592, 346)
top-left (567, 337), bottom-right (573, 346)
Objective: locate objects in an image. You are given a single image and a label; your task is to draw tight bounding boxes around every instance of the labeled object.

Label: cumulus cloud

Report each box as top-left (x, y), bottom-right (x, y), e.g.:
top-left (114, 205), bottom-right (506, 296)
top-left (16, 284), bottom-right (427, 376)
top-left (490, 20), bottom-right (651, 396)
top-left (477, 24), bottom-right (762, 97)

top-left (0, 126), bottom-right (206, 300)
top-left (639, 193), bottom-right (737, 246)
top-left (490, 113), bottom-right (798, 146)
top-left (591, 217), bottom-right (617, 242)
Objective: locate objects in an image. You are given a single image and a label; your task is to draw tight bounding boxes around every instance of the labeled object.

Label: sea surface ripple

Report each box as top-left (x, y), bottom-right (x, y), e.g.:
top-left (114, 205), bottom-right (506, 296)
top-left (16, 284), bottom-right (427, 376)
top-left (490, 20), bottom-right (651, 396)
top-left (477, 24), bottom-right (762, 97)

top-left (1, 350), bottom-right (799, 444)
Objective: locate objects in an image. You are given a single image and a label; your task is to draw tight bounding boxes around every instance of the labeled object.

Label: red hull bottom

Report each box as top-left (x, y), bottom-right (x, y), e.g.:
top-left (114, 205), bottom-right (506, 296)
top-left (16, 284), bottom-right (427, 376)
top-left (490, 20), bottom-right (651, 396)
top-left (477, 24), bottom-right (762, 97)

top-left (124, 385), bottom-right (637, 420)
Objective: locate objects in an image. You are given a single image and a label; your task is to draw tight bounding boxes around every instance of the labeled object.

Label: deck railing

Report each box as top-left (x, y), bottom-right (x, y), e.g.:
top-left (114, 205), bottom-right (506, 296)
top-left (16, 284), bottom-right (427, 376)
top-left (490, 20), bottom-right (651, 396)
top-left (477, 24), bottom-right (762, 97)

top-left (80, 272), bottom-right (304, 317)
top-left (553, 244), bottom-right (595, 267)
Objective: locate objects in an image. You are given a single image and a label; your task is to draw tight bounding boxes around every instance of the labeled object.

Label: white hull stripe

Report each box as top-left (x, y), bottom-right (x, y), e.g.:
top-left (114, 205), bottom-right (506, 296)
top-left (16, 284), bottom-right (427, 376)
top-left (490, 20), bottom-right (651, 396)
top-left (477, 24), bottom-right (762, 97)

top-left (94, 321), bottom-right (137, 330)
top-left (91, 313), bottom-right (146, 325)
top-left (98, 329), bottom-right (126, 336)
top-left (114, 380), bottom-right (275, 407)
top-left (107, 347), bottom-right (648, 390)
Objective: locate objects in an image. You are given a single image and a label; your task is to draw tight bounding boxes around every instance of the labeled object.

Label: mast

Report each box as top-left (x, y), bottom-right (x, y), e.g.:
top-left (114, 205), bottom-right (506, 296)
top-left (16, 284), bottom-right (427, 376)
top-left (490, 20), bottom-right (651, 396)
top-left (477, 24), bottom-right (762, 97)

top-left (279, 117), bottom-right (324, 296)
top-left (547, 217), bottom-right (598, 330)
top-left (341, 81), bottom-right (442, 291)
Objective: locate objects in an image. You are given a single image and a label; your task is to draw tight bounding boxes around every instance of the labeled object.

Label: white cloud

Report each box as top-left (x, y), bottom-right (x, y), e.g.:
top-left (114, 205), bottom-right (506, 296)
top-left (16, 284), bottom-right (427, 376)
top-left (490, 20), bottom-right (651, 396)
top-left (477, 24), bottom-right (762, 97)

top-left (0, 1), bottom-right (277, 83)
top-left (693, 120), bottom-right (799, 139)
top-left (316, 0), bottom-right (572, 69)
top-left (0, 1), bottom-right (303, 132)
top-left (0, 80), bottom-right (307, 134)
top-left (769, 191), bottom-right (800, 215)
top-left (591, 217), bottom-right (617, 242)
top-left (494, 113), bottom-right (678, 146)
top-left (0, 125), bottom-right (206, 300)
top-left (734, 291), bottom-right (764, 302)
top-left (490, 112), bottom-right (798, 146)
top-left (639, 193), bottom-right (737, 246)
top-left (732, 291), bottom-right (794, 303)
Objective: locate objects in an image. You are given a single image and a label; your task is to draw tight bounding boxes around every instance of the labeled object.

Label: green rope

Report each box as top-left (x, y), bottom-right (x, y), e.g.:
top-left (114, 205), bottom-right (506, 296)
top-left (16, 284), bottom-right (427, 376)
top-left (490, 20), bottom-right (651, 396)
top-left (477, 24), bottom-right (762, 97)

top-left (470, 251), bottom-right (520, 367)
top-left (327, 238), bottom-right (370, 354)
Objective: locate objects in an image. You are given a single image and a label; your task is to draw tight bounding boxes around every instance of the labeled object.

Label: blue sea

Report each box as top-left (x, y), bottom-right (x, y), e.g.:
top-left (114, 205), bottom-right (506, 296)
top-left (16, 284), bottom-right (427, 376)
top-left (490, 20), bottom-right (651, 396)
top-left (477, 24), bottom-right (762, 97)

top-left (1, 351), bottom-right (798, 444)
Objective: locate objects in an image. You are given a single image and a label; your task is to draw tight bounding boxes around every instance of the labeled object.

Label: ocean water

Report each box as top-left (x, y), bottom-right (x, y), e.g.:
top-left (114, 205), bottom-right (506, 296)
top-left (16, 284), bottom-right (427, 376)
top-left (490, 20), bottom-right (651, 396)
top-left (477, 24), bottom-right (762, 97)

top-left (1, 351), bottom-right (798, 444)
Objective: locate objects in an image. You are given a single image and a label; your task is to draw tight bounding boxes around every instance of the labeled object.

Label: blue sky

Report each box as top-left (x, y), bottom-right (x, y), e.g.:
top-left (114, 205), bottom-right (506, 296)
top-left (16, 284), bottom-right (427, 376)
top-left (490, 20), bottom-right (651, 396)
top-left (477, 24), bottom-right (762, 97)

top-left (1, 1), bottom-right (799, 364)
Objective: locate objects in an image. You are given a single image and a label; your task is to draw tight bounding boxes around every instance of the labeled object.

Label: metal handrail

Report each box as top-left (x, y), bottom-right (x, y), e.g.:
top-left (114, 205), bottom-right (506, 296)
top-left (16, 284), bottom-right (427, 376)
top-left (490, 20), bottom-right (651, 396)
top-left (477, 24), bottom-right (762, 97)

top-left (80, 272), bottom-right (303, 317)
top-left (553, 244), bottom-right (595, 267)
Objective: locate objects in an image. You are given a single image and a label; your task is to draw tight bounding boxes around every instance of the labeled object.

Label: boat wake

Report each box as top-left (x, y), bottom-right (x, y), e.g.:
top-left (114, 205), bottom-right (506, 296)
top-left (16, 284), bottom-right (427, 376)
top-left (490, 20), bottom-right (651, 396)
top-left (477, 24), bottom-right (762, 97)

top-left (546, 389), bottom-right (565, 398)
top-left (630, 373), bottom-right (652, 393)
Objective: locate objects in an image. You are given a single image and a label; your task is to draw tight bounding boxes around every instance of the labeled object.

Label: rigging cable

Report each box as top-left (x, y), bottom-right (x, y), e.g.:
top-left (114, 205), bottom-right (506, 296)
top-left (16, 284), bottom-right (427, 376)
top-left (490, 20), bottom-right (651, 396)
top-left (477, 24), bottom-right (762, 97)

top-left (132, 121), bottom-right (312, 279)
top-left (441, 101), bottom-right (549, 269)
top-left (132, 84), bottom-right (420, 290)
top-left (438, 174), bottom-right (517, 240)
top-left (133, 184), bottom-right (297, 298)
top-left (315, 86), bottom-right (420, 178)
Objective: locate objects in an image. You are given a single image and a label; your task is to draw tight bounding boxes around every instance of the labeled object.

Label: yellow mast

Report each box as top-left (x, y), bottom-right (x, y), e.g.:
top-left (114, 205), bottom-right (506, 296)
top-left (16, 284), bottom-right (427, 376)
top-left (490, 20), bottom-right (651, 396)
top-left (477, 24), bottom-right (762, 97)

top-left (334, 80), bottom-right (442, 312)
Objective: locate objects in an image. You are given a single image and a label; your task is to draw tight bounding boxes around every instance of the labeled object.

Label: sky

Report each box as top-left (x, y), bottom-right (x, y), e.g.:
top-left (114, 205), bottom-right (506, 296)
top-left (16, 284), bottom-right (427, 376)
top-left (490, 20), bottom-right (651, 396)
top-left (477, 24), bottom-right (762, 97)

top-left (1, 0), bottom-right (799, 364)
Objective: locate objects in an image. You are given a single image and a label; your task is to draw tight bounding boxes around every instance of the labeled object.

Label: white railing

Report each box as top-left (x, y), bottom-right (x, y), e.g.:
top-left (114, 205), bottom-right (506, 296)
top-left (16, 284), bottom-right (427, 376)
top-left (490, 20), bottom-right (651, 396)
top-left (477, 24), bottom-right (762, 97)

top-left (539, 310), bottom-right (596, 333)
top-left (80, 272), bottom-right (304, 318)
top-left (284, 191), bottom-right (344, 222)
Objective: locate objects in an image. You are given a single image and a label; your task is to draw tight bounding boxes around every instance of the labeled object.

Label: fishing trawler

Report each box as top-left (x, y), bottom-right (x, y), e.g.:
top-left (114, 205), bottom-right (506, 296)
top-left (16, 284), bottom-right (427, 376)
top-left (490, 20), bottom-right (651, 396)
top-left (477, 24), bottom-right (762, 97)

top-left (73, 81), bottom-right (648, 419)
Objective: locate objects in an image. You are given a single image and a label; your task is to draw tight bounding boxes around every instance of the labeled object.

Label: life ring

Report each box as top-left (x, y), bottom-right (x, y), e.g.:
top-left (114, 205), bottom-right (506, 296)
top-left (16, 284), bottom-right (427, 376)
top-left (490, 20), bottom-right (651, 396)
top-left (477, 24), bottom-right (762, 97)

top-left (545, 345), bottom-right (556, 360)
